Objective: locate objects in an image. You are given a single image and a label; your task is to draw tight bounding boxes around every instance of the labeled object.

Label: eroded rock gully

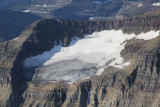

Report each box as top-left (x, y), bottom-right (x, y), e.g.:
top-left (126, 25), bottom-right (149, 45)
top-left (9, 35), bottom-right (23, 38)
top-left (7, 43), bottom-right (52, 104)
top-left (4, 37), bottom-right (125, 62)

top-left (0, 15), bottom-right (160, 107)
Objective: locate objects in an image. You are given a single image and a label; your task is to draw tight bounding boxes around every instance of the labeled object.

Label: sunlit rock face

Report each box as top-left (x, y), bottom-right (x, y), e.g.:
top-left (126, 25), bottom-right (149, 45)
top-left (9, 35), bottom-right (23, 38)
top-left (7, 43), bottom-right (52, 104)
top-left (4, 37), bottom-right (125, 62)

top-left (23, 30), bottom-right (160, 83)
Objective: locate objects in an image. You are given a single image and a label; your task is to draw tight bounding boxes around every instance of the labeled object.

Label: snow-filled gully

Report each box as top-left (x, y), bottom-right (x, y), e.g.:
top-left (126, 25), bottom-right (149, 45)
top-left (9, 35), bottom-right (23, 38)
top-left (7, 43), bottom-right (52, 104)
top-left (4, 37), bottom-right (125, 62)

top-left (23, 30), bottom-right (160, 83)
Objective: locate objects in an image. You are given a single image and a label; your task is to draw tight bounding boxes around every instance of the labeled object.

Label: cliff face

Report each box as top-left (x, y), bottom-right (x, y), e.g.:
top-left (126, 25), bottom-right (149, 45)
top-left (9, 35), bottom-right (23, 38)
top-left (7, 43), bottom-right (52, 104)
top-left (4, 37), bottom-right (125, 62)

top-left (0, 15), bottom-right (160, 107)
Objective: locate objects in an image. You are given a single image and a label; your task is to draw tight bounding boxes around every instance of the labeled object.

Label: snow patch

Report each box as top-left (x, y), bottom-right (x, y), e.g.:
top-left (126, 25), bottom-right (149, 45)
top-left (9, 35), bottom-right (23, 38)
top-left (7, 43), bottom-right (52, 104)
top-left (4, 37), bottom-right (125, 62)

top-left (22, 10), bottom-right (31, 12)
top-left (35, 5), bottom-right (40, 7)
top-left (138, 4), bottom-right (143, 7)
top-left (23, 30), bottom-right (160, 82)
top-left (89, 17), bottom-right (95, 21)
top-left (31, 10), bottom-right (49, 14)
top-left (43, 4), bottom-right (47, 7)
top-left (14, 37), bottom-right (18, 40)
top-left (136, 31), bottom-right (160, 40)
top-left (152, 2), bottom-right (160, 6)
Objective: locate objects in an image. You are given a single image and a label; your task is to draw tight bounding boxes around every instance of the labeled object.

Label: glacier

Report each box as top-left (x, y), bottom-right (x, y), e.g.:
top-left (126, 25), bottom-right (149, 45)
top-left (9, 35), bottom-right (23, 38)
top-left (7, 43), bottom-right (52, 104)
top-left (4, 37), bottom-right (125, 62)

top-left (23, 30), bottom-right (160, 83)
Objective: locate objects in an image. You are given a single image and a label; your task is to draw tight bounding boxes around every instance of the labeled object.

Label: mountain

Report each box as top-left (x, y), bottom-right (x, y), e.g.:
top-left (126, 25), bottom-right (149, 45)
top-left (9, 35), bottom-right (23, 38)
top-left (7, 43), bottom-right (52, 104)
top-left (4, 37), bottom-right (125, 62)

top-left (0, 10), bottom-right (41, 43)
top-left (2, 0), bottom-right (72, 18)
top-left (1, 0), bottom-right (160, 19)
top-left (0, 15), bottom-right (160, 107)
top-left (51, 0), bottom-right (123, 20)
top-left (0, 0), bottom-right (159, 44)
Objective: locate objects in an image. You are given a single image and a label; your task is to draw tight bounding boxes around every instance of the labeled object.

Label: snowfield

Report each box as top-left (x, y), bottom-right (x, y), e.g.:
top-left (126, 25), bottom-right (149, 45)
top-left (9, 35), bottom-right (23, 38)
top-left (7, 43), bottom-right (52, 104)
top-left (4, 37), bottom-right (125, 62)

top-left (23, 30), bottom-right (160, 82)
top-left (152, 2), bottom-right (160, 6)
top-left (138, 4), bottom-right (143, 7)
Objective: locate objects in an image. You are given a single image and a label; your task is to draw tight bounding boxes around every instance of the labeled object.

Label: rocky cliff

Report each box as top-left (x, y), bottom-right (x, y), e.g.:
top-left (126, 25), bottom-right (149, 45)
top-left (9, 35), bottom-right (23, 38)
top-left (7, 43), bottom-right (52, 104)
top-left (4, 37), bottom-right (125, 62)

top-left (0, 15), bottom-right (160, 107)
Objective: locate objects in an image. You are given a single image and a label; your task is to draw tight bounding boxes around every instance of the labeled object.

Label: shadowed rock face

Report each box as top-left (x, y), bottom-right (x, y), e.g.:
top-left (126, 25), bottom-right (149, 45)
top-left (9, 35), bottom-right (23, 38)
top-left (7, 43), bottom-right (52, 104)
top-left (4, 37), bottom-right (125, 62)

top-left (0, 10), bottom-right (41, 43)
top-left (0, 15), bottom-right (160, 107)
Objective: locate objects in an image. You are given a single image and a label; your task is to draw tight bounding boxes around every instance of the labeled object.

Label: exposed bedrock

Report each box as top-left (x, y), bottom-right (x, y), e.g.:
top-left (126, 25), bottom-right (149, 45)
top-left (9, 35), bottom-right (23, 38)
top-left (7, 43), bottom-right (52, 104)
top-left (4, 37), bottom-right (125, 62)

top-left (0, 15), bottom-right (160, 106)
